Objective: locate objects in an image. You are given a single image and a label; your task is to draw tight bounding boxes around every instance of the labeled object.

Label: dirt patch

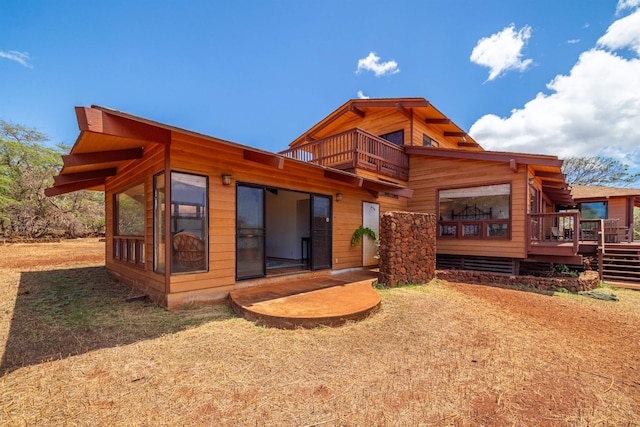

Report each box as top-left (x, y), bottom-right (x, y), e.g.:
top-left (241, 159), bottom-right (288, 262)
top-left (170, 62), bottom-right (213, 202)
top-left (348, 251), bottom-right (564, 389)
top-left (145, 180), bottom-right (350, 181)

top-left (1, 240), bottom-right (639, 426)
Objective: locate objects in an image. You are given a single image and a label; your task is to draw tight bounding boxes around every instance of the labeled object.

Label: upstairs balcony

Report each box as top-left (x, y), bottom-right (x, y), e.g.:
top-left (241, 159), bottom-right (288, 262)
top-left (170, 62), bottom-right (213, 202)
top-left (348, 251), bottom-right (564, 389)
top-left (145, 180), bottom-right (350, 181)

top-left (280, 128), bottom-right (409, 181)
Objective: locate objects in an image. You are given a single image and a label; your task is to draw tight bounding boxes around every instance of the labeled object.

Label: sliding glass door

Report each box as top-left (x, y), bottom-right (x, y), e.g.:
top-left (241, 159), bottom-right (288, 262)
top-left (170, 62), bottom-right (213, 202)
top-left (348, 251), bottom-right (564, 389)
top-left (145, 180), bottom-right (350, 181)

top-left (311, 194), bottom-right (332, 270)
top-left (236, 185), bottom-right (265, 279)
top-left (236, 184), bottom-right (332, 278)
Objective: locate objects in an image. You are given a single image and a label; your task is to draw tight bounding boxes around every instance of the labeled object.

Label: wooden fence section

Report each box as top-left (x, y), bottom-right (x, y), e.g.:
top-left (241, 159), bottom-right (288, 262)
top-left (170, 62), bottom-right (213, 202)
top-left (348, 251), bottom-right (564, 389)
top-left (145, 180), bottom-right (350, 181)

top-left (280, 128), bottom-right (409, 180)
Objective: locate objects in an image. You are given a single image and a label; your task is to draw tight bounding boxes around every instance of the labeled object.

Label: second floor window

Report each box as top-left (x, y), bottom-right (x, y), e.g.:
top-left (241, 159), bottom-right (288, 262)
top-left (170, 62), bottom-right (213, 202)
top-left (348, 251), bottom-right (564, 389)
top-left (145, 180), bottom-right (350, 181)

top-left (379, 129), bottom-right (404, 146)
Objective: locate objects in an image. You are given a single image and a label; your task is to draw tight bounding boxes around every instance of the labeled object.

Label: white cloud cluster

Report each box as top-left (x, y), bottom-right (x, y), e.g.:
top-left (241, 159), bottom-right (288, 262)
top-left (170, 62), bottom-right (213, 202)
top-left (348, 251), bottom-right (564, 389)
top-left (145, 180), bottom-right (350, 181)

top-left (0, 50), bottom-right (32, 68)
top-left (356, 90), bottom-right (370, 99)
top-left (470, 24), bottom-right (533, 81)
top-left (617, 0), bottom-right (640, 13)
top-left (355, 52), bottom-right (399, 77)
top-left (598, 7), bottom-right (640, 55)
top-left (470, 6), bottom-right (640, 171)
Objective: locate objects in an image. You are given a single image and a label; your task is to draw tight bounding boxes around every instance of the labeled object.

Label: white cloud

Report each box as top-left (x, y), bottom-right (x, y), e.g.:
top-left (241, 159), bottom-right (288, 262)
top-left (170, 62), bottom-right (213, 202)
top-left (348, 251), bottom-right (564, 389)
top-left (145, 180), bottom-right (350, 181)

top-left (597, 7), bottom-right (640, 55)
top-left (567, 39), bottom-right (580, 44)
top-left (0, 50), bottom-right (33, 68)
top-left (355, 52), bottom-right (399, 77)
top-left (470, 14), bottom-right (640, 170)
top-left (356, 90), bottom-right (370, 99)
top-left (470, 24), bottom-right (533, 81)
top-left (617, 0), bottom-right (640, 13)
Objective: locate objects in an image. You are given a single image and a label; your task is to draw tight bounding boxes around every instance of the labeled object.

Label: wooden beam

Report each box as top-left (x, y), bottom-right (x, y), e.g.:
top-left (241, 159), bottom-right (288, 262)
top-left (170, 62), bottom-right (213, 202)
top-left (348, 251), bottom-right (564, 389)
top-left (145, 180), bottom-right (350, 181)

top-left (424, 118), bottom-right (451, 125)
top-left (243, 150), bottom-right (285, 169)
top-left (458, 142), bottom-right (480, 148)
top-left (362, 181), bottom-right (414, 198)
top-left (509, 159), bottom-right (518, 173)
top-left (45, 178), bottom-right (106, 197)
top-left (541, 180), bottom-right (568, 189)
top-left (444, 131), bottom-right (467, 138)
top-left (395, 103), bottom-right (412, 119)
top-left (62, 148), bottom-right (143, 167)
top-left (75, 107), bottom-right (171, 144)
top-left (348, 105), bottom-right (365, 118)
top-left (324, 170), bottom-right (363, 187)
top-left (53, 168), bottom-right (117, 185)
top-left (533, 171), bottom-right (566, 181)
top-left (366, 189), bottom-right (379, 198)
top-left (351, 99), bottom-right (430, 109)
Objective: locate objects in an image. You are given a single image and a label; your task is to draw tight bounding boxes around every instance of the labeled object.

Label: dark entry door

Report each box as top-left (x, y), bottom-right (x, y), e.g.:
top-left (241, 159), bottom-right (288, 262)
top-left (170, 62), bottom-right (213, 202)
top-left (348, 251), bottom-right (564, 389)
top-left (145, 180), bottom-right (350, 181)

top-left (236, 185), bottom-right (265, 279)
top-left (311, 194), bottom-right (332, 270)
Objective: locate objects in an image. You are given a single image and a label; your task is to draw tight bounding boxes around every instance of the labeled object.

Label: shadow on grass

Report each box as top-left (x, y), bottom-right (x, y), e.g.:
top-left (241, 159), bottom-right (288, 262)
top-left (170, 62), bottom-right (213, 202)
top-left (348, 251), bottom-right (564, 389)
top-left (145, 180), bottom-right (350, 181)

top-left (0, 266), bottom-right (234, 376)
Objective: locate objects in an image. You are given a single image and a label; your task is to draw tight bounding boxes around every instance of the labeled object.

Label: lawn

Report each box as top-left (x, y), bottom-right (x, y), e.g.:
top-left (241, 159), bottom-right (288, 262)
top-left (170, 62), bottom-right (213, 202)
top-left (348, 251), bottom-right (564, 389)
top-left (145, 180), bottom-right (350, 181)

top-left (1, 239), bottom-right (639, 426)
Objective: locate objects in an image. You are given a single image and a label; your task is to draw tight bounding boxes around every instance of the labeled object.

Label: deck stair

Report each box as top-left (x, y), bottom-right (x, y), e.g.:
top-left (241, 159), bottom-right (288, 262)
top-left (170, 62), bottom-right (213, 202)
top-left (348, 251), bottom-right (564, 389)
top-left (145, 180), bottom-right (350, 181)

top-left (601, 244), bottom-right (640, 286)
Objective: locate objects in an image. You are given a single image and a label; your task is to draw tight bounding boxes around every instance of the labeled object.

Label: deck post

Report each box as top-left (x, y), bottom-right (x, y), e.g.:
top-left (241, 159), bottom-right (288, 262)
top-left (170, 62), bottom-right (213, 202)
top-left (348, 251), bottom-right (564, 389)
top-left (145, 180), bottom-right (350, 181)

top-left (597, 219), bottom-right (604, 282)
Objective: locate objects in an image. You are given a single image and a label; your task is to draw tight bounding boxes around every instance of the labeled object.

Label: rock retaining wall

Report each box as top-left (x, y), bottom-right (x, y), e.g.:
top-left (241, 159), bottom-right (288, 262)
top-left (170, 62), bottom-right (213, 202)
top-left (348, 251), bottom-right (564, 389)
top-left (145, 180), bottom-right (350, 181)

top-left (437, 269), bottom-right (600, 293)
top-left (378, 211), bottom-right (437, 287)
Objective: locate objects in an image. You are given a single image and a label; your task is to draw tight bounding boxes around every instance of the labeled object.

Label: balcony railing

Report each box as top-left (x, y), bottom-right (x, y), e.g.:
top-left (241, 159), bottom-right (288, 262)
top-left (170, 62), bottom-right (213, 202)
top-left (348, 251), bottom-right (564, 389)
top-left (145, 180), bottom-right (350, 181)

top-left (280, 128), bottom-right (409, 180)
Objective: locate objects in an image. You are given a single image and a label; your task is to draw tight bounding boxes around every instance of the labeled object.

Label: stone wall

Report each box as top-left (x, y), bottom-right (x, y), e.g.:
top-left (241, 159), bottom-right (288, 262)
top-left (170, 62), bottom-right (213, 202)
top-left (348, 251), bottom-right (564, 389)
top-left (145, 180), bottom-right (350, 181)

top-left (437, 269), bottom-right (600, 293)
top-left (378, 211), bottom-right (437, 287)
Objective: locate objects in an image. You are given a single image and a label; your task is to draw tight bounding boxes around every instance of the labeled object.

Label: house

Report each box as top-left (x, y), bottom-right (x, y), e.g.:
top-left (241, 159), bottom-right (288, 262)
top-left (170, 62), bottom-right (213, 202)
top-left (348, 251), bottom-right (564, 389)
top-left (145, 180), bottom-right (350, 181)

top-left (47, 98), bottom-right (583, 308)
top-left (570, 185), bottom-right (639, 242)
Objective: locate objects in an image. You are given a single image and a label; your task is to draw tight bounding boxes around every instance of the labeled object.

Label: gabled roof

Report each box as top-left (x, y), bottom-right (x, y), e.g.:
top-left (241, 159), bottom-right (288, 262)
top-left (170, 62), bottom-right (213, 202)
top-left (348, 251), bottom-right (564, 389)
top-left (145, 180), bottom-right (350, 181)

top-left (288, 97), bottom-right (482, 150)
top-left (46, 106), bottom-right (413, 198)
top-left (571, 185), bottom-right (640, 206)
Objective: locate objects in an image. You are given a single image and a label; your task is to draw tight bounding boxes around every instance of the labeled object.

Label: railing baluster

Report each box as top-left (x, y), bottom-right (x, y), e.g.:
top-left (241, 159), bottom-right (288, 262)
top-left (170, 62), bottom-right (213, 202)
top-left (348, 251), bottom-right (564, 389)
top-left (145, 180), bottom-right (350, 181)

top-left (279, 128), bottom-right (409, 179)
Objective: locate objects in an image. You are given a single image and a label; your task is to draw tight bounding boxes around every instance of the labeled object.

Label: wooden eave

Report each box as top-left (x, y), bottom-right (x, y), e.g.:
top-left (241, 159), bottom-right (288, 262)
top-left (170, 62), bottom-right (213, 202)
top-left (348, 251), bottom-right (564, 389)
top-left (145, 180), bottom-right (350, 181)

top-left (533, 171), bottom-right (566, 182)
top-left (570, 184), bottom-right (640, 202)
top-left (407, 146), bottom-right (573, 204)
top-left (405, 146), bottom-right (564, 168)
top-left (288, 97), bottom-right (481, 149)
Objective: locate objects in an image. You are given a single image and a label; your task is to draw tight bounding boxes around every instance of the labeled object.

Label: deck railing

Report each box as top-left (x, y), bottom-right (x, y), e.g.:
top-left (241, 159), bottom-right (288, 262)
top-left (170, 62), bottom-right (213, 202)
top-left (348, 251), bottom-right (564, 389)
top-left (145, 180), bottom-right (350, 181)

top-left (280, 128), bottom-right (409, 180)
top-left (528, 212), bottom-right (581, 253)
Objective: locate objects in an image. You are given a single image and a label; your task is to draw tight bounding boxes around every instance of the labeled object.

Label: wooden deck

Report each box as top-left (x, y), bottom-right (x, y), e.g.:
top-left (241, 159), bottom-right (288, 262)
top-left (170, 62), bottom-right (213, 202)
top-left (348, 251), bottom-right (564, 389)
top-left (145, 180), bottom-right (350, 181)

top-left (229, 269), bottom-right (380, 329)
top-left (600, 242), bottom-right (640, 288)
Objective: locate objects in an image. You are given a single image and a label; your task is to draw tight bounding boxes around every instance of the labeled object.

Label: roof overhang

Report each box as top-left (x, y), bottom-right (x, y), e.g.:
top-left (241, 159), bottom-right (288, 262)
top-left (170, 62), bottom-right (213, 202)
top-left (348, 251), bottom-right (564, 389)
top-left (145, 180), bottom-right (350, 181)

top-left (46, 106), bottom-right (414, 199)
top-left (406, 146), bottom-right (573, 205)
top-left (289, 98), bottom-right (482, 150)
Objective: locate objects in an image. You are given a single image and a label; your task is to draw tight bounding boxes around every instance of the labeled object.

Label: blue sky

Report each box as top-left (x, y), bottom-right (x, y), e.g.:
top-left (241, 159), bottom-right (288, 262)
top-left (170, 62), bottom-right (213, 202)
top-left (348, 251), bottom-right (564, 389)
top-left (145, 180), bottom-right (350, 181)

top-left (2, 0), bottom-right (639, 181)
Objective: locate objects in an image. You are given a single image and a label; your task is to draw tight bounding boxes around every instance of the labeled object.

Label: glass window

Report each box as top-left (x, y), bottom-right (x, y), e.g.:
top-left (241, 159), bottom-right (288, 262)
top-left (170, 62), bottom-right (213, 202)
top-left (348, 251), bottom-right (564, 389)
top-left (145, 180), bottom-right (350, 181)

top-left (115, 183), bottom-right (145, 236)
top-left (438, 184), bottom-right (511, 239)
top-left (153, 174), bottom-right (166, 273)
top-left (379, 129), bottom-right (404, 146)
top-left (580, 201), bottom-right (607, 219)
top-left (154, 171), bottom-right (208, 274)
top-left (439, 184), bottom-right (511, 221)
top-left (422, 134), bottom-right (439, 147)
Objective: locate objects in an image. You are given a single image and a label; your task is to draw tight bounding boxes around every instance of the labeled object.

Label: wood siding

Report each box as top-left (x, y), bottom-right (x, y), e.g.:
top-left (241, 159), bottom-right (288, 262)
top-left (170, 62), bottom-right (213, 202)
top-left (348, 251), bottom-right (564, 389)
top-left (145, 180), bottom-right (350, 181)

top-left (407, 155), bottom-right (528, 259)
top-left (104, 143), bottom-right (165, 302)
top-left (608, 198), bottom-right (628, 224)
top-left (105, 132), bottom-right (407, 306)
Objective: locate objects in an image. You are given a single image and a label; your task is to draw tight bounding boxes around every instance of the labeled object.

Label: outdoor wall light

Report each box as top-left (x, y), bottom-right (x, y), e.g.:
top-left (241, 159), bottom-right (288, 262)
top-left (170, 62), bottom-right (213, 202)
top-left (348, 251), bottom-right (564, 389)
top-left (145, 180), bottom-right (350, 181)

top-left (222, 174), bottom-right (232, 186)
top-left (529, 178), bottom-right (536, 185)
top-left (336, 192), bottom-right (343, 201)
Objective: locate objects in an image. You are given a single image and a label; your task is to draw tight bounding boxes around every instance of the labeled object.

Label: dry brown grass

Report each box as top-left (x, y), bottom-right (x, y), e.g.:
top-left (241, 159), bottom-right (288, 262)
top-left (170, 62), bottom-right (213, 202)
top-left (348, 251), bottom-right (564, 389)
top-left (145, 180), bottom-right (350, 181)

top-left (1, 240), bottom-right (639, 426)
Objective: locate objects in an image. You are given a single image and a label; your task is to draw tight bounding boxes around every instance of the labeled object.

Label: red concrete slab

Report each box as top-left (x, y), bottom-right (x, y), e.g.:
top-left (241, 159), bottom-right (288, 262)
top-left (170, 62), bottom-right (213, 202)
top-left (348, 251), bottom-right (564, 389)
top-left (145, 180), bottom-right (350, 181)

top-left (229, 271), bottom-right (381, 329)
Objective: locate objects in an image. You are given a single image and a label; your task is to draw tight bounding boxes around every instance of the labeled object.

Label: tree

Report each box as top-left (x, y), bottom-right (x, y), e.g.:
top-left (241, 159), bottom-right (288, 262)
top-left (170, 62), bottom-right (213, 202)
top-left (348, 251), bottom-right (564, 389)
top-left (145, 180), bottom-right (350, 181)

top-left (0, 120), bottom-right (104, 238)
top-left (562, 156), bottom-right (640, 186)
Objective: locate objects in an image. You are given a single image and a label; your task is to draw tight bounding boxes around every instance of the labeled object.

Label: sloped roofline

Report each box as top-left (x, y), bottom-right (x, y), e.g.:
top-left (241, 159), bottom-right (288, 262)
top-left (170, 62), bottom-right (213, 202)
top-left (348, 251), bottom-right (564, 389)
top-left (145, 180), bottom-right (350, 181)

top-left (46, 105), bottom-right (413, 198)
top-left (571, 184), bottom-right (640, 202)
top-left (288, 97), bottom-right (480, 148)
